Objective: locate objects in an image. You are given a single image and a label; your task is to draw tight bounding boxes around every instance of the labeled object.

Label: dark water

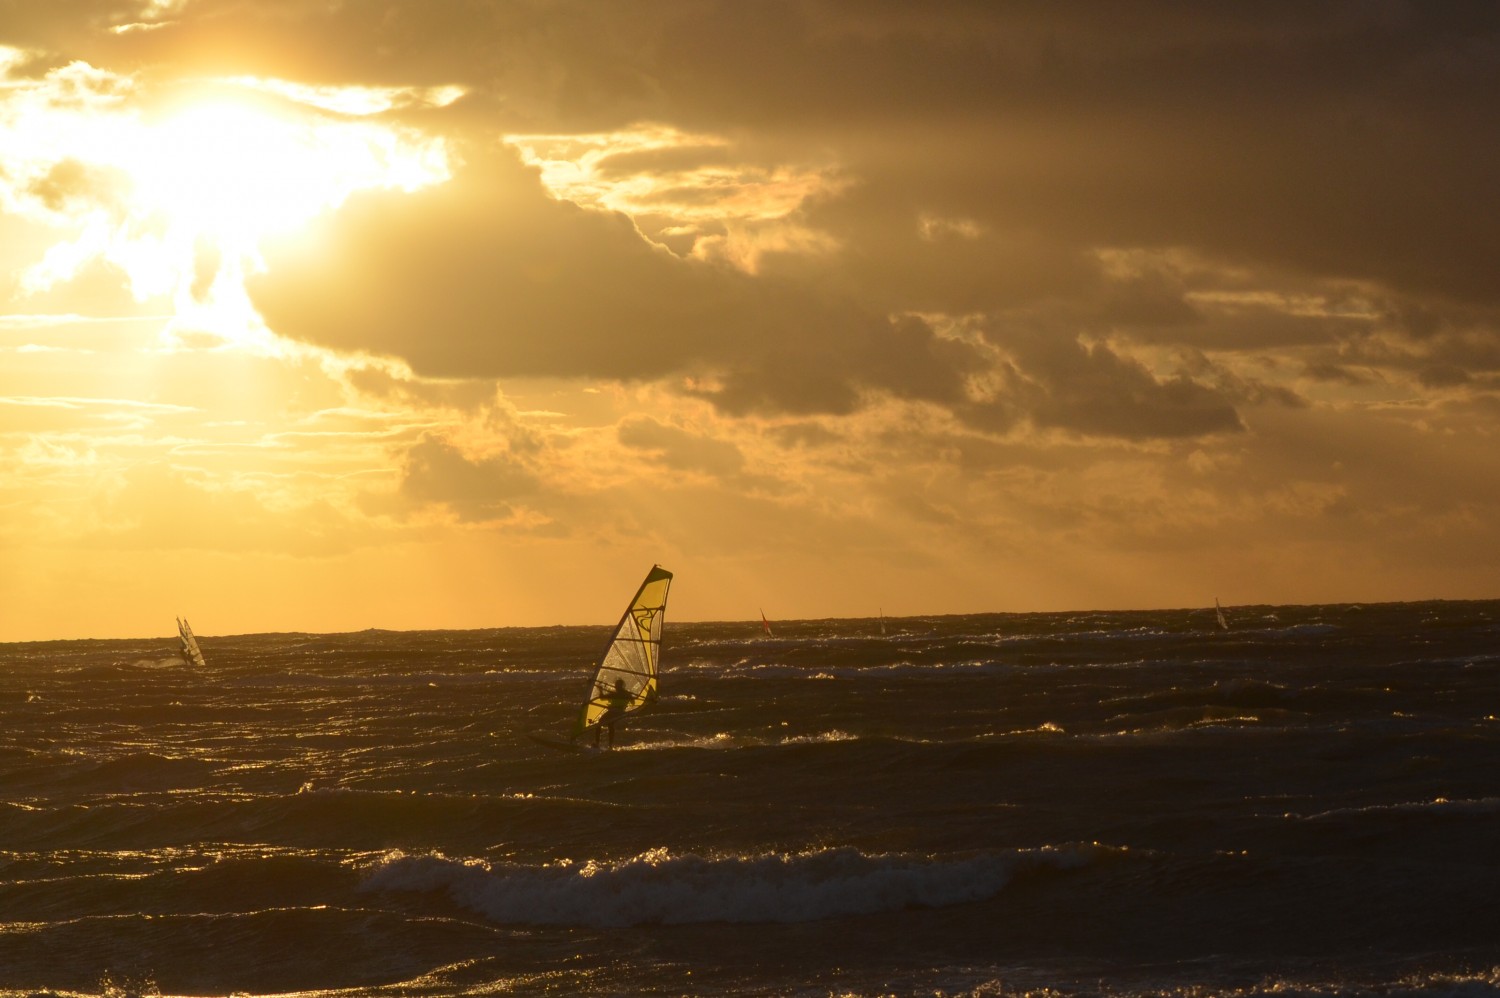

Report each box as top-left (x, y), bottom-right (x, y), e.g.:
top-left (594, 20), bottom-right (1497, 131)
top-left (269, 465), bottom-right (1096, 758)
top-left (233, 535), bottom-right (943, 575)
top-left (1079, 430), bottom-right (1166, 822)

top-left (3, 600), bottom-right (1500, 996)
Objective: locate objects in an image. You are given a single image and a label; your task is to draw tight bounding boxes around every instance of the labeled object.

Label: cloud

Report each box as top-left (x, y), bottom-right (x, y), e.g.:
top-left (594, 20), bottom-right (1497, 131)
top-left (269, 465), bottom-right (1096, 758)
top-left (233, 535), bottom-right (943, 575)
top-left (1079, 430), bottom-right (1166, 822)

top-left (248, 142), bottom-right (990, 419)
top-left (23, 4), bottom-right (1500, 394)
top-left (248, 136), bottom-right (1265, 441)
top-left (86, 461), bottom-right (362, 556)
top-left (617, 416), bottom-right (745, 478)
top-left (342, 361), bottom-right (503, 414)
top-left (391, 433), bottom-right (540, 523)
top-left (23, 3), bottom-right (1482, 298)
top-left (7, 2), bottom-right (1500, 634)
top-left (250, 144), bottom-right (755, 381)
top-left (0, 393), bottom-right (184, 436)
top-left (614, 413), bottom-right (801, 498)
top-left (956, 318), bottom-right (1245, 441)
top-left (24, 157), bottom-right (129, 215)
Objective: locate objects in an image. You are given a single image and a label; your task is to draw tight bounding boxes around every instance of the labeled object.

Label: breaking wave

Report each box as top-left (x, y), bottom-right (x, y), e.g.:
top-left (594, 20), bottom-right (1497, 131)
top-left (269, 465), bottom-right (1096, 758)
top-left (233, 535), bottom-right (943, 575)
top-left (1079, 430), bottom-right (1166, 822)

top-left (362, 842), bottom-right (1119, 928)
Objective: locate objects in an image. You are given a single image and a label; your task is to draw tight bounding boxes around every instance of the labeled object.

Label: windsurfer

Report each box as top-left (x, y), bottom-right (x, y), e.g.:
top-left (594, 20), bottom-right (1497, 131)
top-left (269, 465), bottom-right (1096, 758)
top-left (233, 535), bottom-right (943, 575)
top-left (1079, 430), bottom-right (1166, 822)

top-left (595, 678), bottom-right (633, 748)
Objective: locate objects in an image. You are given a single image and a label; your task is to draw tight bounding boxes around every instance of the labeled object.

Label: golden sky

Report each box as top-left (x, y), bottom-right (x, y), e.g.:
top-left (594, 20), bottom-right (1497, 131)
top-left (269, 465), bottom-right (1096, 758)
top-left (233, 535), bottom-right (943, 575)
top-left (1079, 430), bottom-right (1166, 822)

top-left (2, 2), bottom-right (1498, 640)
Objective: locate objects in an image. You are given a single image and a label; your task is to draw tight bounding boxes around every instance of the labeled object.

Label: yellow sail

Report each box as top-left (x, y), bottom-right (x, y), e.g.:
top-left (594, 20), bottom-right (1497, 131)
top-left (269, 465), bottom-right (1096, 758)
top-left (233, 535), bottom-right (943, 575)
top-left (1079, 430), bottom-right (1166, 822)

top-left (573, 565), bottom-right (672, 736)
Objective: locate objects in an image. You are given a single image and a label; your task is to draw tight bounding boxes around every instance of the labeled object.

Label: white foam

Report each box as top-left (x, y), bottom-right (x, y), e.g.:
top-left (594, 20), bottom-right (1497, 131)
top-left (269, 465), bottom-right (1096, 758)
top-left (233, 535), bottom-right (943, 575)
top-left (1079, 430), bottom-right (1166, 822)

top-left (362, 843), bottom-right (1116, 928)
top-left (612, 729), bottom-right (860, 751)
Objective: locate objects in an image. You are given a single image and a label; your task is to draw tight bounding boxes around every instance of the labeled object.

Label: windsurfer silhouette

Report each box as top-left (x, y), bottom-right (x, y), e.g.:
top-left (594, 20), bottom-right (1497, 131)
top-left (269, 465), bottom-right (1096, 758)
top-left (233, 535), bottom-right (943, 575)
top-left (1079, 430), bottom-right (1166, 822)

top-left (595, 678), bottom-right (632, 748)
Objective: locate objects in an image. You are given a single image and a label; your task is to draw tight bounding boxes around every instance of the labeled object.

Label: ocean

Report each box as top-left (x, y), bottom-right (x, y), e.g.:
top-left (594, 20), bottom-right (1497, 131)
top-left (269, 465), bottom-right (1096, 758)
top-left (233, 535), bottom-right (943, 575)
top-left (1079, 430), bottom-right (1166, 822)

top-left (2, 600), bottom-right (1499, 997)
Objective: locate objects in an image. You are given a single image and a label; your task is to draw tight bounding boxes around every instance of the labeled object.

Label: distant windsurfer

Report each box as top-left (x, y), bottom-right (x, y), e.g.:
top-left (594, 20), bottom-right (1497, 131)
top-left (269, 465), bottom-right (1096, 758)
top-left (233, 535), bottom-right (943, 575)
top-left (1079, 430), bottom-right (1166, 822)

top-left (594, 678), bottom-right (633, 749)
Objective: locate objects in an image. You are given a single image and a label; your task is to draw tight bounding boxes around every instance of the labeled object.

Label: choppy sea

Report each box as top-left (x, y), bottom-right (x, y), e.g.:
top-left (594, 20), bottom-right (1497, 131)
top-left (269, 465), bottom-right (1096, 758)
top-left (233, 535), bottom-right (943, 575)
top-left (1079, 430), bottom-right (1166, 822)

top-left (2, 599), bottom-right (1499, 997)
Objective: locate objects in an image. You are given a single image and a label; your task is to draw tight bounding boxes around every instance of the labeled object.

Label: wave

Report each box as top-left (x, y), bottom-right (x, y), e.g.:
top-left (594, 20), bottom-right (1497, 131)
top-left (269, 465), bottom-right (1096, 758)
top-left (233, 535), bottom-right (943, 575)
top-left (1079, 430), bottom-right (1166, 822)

top-left (942, 963), bottom-right (1500, 998)
top-left (57, 752), bottom-right (218, 791)
top-left (361, 842), bottom-right (1121, 928)
top-left (1288, 796), bottom-right (1500, 822)
top-left (1099, 704), bottom-right (1305, 736)
top-left (679, 658), bottom-right (1018, 680)
top-left (124, 656), bottom-right (191, 670)
top-left (597, 727), bottom-right (1089, 752)
top-left (1102, 677), bottom-right (1294, 709)
top-left (605, 729), bottom-right (862, 752)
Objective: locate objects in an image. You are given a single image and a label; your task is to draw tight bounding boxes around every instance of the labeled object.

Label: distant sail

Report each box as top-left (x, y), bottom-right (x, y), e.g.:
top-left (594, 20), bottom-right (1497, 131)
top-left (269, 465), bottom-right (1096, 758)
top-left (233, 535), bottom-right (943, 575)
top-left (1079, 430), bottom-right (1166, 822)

top-left (177, 617), bottom-right (206, 667)
top-left (572, 566), bottom-right (673, 738)
top-left (760, 609), bottom-right (773, 638)
top-left (1214, 598), bottom-right (1229, 631)
top-left (879, 608), bottom-right (886, 636)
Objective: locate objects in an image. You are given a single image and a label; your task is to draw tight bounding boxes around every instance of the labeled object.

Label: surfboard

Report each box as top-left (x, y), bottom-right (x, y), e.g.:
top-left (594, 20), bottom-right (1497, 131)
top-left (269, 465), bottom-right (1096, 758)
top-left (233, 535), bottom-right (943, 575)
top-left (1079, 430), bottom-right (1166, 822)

top-left (526, 729), bottom-right (601, 754)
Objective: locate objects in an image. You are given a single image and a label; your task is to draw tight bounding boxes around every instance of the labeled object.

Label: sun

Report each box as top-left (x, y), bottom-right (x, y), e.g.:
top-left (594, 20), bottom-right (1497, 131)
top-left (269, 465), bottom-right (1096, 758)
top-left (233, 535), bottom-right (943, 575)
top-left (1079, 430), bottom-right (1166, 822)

top-left (145, 96), bottom-right (348, 243)
top-left (139, 92), bottom-right (444, 246)
top-left (6, 67), bottom-right (449, 348)
top-left (114, 91), bottom-right (451, 346)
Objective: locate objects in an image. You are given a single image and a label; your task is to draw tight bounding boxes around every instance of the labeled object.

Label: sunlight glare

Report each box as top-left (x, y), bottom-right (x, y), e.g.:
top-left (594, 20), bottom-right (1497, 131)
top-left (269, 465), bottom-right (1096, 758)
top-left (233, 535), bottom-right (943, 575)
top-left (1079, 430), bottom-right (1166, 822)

top-left (2, 63), bottom-right (449, 349)
top-left (132, 92), bottom-right (448, 253)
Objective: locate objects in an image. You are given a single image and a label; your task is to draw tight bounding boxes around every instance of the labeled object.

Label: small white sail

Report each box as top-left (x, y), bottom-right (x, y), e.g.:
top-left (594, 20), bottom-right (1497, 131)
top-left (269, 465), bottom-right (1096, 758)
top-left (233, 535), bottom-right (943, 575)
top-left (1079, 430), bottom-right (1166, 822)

top-left (571, 566), bottom-right (672, 739)
top-left (177, 616), bottom-right (206, 667)
top-left (1214, 598), bottom-right (1229, 631)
